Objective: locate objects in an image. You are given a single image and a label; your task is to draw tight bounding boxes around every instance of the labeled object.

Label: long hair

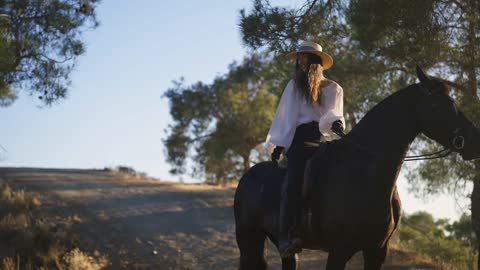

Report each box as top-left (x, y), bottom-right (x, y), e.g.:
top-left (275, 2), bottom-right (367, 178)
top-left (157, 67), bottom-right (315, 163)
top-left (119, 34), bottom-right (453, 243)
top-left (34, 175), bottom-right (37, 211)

top-left (294, 54), bottom-right (324, 105)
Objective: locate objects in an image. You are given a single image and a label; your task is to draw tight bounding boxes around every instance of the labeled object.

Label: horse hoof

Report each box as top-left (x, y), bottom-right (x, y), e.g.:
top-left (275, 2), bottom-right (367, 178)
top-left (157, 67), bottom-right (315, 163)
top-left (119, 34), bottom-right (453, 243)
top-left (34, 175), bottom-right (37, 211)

top-left (280, 238), bottom-right (303, 258)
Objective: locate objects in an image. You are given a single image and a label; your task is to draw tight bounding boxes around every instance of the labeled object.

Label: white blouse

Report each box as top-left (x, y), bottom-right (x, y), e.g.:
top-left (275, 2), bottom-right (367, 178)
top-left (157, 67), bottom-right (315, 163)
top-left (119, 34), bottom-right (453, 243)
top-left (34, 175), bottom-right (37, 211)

top-left (266, 79), bottom-right (345, 148)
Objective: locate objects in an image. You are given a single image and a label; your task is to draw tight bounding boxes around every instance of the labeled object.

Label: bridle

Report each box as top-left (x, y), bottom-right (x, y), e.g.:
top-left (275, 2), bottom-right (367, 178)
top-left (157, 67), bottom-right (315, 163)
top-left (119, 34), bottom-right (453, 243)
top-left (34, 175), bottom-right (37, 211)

top-left (392, 82), bottom-right (466, 161)
top-left (334, 126), bottom-right (465, 162)
top-left (404, 127), bottom-right (466, 161)
top-left (452, 128), bottom-right (466, 150)
top-left (319, 83), bottom-right (469, 162)
top-left (404, 82), bottom-right (466, 161)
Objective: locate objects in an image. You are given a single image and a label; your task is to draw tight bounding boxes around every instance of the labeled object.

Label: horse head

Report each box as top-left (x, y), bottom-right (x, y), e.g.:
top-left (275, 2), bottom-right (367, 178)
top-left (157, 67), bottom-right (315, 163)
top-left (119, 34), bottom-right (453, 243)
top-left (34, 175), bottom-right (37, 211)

top-left (415, 66), bottom-right (480, 160)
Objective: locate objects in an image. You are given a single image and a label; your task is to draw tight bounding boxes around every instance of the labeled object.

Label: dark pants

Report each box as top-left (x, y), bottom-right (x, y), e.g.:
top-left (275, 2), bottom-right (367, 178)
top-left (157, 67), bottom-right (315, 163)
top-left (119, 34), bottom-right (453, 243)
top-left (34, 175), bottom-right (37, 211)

top-left (280, 122), bottom-right (321, 241)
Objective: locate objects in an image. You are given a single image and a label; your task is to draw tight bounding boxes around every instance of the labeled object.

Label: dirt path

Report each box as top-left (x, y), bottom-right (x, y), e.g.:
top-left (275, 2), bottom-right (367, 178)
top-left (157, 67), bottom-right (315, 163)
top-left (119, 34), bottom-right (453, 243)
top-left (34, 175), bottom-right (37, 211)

top-left (0, 168), bottom-right (438, 270)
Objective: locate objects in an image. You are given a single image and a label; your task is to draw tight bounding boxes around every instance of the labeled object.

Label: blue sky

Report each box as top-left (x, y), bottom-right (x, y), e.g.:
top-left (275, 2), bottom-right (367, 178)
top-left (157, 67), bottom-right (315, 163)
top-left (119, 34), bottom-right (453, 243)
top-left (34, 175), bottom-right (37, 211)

top-left (0, 0), bottom-right (468, 220)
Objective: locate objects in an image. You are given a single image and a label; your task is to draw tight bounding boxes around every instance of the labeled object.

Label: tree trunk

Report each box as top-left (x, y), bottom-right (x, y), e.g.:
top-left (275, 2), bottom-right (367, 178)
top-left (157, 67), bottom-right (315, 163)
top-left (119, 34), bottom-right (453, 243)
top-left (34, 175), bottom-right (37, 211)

top-left (242, 154), bottom-right (250, 173)
top-left (472, 161), bottom-right (480, 269)
top-left (465, 3), bottom-right (480, 265)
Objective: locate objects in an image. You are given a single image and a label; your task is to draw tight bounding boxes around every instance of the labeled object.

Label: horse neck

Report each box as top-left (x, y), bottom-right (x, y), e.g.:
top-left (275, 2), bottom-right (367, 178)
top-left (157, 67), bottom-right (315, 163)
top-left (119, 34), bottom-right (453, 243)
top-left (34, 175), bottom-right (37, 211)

top-left (346, 86), bottom-right (420, 193)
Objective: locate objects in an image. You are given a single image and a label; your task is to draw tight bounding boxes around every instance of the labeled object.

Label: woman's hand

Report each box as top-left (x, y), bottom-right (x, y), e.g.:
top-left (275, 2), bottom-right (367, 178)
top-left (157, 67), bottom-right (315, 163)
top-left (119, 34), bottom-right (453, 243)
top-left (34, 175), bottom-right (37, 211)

top-left (271, 146), bottom-right (284, 165)
top-left (331, 120), bottom-right (345, 137)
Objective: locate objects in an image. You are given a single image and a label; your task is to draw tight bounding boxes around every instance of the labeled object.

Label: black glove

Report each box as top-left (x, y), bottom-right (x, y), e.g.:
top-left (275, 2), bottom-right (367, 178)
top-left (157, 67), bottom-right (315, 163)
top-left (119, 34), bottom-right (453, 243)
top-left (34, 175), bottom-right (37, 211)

top-left (331, 120), bottom-right (345, 137)
top-left (271, 146), bottom-right (284, 165)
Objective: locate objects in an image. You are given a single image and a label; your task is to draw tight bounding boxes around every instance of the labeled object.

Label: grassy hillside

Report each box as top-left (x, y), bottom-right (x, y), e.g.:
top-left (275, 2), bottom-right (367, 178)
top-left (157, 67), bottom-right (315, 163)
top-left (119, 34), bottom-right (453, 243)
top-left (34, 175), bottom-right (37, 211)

top-left (0, 167), bottom-right (446, 269)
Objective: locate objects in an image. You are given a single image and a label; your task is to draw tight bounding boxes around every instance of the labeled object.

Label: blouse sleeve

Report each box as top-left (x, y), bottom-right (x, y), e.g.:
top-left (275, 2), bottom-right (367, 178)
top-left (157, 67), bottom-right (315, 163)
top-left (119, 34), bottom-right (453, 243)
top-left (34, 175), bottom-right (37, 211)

top-left (265, 80), bottom-right (300, 148)
top-left (318, 83), bottom-right (345, 136)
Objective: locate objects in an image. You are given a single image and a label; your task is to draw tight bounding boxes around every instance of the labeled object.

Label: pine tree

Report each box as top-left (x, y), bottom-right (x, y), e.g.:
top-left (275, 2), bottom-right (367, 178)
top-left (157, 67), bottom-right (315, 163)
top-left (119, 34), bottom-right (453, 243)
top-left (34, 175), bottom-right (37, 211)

top-left (0, 0), bottom-right (100, 106)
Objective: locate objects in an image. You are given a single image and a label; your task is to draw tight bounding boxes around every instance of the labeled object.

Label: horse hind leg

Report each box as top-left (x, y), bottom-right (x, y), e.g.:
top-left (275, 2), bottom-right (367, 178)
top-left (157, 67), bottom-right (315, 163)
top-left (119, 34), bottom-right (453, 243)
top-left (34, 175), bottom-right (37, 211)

top-left (281, 254), bottom-right (299, 270)
top-left (236, 229), bottom-right (267, 270)
top-left (362, 246), bottom-right (388, 270)
top-left (326, 250), bottom-right (356, 270)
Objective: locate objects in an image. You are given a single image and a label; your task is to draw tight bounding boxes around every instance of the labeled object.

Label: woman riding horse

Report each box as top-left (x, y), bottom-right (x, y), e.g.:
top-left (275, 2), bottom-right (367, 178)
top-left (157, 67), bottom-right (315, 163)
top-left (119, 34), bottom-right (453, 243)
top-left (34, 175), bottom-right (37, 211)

top-left (266, 41), bottom-right (345, 258)
top-left (235, 64), bottom-right (480, 270)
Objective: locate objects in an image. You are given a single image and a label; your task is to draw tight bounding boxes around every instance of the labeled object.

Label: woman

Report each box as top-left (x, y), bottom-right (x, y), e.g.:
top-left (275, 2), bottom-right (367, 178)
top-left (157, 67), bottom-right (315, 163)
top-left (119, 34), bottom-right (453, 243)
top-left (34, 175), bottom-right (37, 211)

top-left (266, 41), bottom-right (345, 258)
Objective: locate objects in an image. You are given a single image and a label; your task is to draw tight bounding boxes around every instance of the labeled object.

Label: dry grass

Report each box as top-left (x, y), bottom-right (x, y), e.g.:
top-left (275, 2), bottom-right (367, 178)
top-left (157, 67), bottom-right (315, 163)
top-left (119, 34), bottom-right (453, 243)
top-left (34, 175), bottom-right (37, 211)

top-left (103, 165), bottom-right (157, 182)
top-left (2, 257), bottom-right (15, 270)
top-left (63, 249), bottom-right (109, 270)
top-left (0, 180), bottom-right (109, 270)
top-left (0, 184), bottom-right (41, 210)
top-left (0, 213), bottom-right (30, 230)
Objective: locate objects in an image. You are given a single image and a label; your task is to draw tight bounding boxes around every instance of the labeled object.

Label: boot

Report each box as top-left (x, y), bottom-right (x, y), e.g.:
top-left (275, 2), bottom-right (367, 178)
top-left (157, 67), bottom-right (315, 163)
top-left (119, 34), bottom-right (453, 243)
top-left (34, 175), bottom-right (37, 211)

top-left (290, 203), bottom-right (304, 240)
top-left (278, 194), bottom-right (303, 258)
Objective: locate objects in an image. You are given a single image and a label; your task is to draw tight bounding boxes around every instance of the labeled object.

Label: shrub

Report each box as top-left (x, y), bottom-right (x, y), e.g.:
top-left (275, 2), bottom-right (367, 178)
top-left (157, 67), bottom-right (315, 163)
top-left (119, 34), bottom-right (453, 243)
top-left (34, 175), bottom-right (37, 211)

top-left (0, 182), bottom-right (108, 269)
top-left (63, 249), bottom-right (108, 270)
top-left (392, 211), bottom-right (477, 269)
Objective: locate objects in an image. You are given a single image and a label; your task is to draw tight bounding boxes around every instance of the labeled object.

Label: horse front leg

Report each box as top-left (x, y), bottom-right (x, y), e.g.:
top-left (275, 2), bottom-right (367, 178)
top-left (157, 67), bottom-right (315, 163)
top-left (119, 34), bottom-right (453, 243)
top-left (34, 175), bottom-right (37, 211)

top-left (326, 250), bottom-right (356, 270)
top-left (362, 245), bottom-right (388, 270)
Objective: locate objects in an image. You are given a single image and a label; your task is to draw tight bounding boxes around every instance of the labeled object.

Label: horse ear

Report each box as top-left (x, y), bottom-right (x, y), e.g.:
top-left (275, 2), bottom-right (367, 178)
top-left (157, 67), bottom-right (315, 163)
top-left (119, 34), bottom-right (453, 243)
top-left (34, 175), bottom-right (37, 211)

top-left (416, 65), bottom-right (430, 84)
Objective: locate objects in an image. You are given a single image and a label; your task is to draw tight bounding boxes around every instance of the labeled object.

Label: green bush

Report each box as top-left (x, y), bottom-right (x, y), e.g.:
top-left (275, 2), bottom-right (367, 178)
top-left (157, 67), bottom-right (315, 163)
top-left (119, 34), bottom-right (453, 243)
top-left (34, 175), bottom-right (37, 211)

top-left (392, 211), bottom-right (477, 269)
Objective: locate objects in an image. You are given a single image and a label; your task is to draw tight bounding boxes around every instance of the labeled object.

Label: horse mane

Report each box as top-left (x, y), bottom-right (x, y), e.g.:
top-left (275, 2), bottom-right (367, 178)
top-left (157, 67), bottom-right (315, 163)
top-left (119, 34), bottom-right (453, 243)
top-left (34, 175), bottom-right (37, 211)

top-left (347, 83), bottom-right (425, 138)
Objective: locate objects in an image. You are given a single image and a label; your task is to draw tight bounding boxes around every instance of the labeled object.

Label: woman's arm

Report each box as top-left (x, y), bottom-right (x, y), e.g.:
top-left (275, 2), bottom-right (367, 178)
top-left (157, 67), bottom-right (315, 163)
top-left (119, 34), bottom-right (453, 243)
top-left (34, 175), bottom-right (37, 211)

top-left (266, 80), bottom-right (300, 148)
top-left (318, 83), bottom-right (345, 136)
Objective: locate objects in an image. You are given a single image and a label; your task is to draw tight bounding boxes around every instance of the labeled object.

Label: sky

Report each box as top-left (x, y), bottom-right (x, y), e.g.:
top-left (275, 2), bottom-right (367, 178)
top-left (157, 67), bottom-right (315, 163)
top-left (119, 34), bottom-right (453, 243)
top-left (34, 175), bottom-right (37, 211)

top-left (0, 0), bottom-right (469, 220)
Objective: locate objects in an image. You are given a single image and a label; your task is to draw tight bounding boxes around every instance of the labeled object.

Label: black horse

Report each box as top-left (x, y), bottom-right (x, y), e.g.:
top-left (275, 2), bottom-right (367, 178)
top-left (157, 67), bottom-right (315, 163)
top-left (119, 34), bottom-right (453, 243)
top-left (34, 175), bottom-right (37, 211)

top-left (234, 67), bottom-right (480, 270)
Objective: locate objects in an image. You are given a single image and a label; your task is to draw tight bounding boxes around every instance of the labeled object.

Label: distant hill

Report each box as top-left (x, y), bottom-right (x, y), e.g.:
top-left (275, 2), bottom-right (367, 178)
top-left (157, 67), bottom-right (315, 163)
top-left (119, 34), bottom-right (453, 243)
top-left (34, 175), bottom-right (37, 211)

top-left (0, 167), bottom-right (442, 269)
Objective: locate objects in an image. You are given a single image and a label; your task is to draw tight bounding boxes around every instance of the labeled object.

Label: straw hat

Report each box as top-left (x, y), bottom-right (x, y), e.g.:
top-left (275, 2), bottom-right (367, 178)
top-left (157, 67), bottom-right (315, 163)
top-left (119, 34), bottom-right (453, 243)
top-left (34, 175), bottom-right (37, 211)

top-left (286, 41), bottom-right (333, 70)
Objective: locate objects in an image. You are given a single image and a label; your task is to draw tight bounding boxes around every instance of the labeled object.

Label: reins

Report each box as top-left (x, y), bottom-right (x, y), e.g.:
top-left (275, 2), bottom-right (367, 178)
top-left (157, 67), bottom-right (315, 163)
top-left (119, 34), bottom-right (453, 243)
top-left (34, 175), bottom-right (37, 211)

top-left (333, 130), bottom-right (454, 162)
top-left (258, 125), bottom-right (460, 168)
top-left (403, 148), bottom-right (452, 161)
top-left (403, 128), bottom-right (465, 161)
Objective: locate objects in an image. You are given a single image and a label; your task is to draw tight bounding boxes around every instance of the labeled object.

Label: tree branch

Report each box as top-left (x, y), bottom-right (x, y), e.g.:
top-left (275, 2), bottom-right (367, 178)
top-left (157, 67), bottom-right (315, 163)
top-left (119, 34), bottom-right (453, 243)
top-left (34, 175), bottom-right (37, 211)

top-left (38, 53), bottom-right (73, 64)
top-left (431, 76), bottom-right (469, 92)
top-left (187, 133), bottom-right (213, 143)
top-left (384, 66), bottom-right (410, 74)
top-left (294, 0), bottom-right (319, 24)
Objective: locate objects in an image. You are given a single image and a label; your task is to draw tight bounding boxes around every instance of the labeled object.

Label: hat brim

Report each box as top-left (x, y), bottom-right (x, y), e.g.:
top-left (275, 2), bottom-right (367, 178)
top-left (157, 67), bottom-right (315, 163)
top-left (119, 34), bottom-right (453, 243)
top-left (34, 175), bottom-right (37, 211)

top-left (285, 50), bottom-right (333, 70)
